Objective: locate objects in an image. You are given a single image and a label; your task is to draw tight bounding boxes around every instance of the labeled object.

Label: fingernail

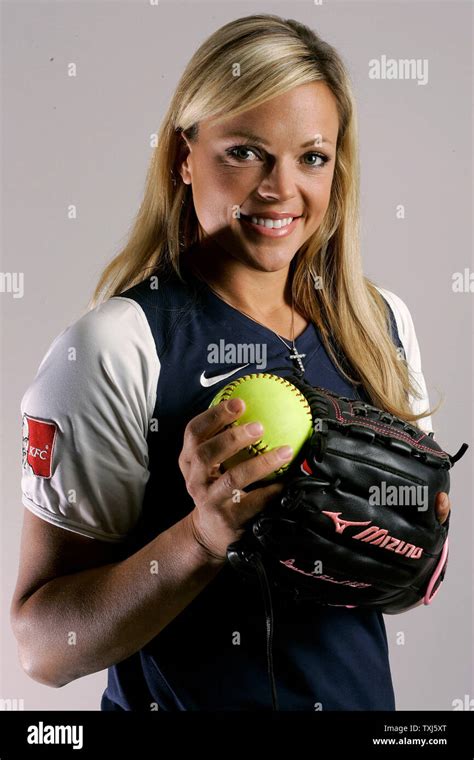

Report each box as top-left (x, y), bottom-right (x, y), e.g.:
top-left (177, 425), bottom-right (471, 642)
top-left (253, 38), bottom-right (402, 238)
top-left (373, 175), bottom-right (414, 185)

top-left (246, 421), bottom-right (263, 436)
top-left (277, 446), bottom-right (293, 461)
top-left (227, 398), bottom-right (243, 413)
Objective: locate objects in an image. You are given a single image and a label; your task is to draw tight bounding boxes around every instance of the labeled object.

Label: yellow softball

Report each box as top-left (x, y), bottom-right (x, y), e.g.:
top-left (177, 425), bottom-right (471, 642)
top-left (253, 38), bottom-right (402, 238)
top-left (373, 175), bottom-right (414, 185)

top-left (209, 373), bottom-right (313, 480)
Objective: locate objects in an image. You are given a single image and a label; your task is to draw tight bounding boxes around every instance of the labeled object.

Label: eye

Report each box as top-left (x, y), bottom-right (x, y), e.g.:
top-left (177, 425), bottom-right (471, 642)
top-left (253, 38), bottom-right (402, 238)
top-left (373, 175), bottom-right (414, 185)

top-left (302, 152), bottom-right (330, 168)
top-left (224, 145), bottom-right (331, 168)
top-left (225, 145), bottom-right (261, 162)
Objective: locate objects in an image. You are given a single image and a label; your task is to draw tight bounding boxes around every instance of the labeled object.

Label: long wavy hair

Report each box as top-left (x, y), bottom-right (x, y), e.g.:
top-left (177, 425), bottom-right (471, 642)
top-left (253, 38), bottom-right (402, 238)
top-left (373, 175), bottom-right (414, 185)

top-left (90, 14), bottom-right (440, 425)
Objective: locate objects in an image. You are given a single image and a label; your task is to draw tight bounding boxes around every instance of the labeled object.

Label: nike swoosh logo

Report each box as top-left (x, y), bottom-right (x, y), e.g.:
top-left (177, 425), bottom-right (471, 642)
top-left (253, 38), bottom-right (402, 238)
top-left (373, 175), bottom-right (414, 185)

top-left (200, 364), bottom-right (251, 387)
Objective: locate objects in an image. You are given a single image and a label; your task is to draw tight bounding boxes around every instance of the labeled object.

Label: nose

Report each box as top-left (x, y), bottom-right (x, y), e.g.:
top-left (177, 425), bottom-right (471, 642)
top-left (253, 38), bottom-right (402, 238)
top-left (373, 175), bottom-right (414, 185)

top-left (255, 158), bottom-right (298, 203)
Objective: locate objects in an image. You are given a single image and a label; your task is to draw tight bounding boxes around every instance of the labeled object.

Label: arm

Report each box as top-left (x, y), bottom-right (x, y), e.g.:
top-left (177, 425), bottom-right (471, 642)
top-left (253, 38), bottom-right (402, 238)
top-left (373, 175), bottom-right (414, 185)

top-left (12, 398), bottom-right (289, 688)
top-left (11, 509), bottom-right (225, 688)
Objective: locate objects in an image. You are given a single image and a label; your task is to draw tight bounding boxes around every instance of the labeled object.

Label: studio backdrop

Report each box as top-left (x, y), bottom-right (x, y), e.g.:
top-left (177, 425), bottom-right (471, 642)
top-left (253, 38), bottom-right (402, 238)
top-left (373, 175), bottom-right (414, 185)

top-left (1, 0), bottom-right (472, 711)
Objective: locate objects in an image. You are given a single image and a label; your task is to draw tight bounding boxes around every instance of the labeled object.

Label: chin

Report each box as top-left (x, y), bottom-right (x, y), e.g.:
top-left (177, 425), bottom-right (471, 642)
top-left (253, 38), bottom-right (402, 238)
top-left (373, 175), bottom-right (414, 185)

top-left (213, 229), bottom-right (300, 272)
top-left (241, 244), bottom-right (299, 272)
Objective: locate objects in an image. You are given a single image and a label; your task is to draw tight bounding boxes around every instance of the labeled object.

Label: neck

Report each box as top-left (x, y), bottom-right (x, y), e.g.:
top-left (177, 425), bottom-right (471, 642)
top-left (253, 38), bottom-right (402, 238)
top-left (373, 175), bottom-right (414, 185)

top-left (186, 240), bottom-right (293, 317)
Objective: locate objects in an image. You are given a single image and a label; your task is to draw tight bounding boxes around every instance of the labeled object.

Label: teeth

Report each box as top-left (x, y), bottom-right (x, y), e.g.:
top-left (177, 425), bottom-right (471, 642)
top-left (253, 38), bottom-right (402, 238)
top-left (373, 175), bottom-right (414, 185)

top-left (250, 216), bottom-right (294, 229)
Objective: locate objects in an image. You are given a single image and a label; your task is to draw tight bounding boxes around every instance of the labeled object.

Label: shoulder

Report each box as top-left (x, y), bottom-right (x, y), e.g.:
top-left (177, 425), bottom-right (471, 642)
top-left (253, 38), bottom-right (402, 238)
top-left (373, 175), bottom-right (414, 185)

top-left (374, 286), bottom-right (413, 330)
top-left (374, 286), bottom-right (419, 363)
top-left (66, 296), bottom-right (155, 353)
top-left (34, 297), bottom-right (155, 364)
top-left (22, 296), bottom-right (160, 428)
top-left (374, 285), bottom-right (433, 432)
top-left (375, 285), bottom-right (410, 318)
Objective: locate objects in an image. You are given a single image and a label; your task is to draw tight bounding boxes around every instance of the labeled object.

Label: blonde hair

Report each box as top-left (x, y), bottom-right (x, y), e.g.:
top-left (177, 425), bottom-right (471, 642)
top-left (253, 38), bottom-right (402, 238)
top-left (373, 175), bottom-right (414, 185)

top-left (90, 14), bottom-right (440, 424)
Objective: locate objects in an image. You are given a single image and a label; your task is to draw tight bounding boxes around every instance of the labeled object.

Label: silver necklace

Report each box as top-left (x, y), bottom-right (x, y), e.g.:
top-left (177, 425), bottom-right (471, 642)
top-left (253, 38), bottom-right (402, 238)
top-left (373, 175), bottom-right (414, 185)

top-left (207, 283), bottom-right (306, 373)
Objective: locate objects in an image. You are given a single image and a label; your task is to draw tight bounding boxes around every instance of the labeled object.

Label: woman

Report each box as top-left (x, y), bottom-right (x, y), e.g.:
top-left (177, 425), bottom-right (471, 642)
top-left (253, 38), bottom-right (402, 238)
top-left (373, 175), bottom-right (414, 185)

top-left (12, 14), bottom-right (450, 711)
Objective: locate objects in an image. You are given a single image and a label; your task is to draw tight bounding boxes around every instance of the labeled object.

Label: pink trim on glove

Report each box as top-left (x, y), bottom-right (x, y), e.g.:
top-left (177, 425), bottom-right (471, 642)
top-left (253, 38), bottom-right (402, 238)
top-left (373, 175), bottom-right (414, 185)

top-left (423, 538), bottom-right (449, 605)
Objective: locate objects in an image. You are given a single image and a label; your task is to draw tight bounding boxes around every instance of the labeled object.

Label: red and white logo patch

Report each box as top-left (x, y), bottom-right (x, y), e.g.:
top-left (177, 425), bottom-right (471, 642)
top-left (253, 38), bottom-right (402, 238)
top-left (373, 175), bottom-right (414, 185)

top-left (22, 415), bottom-right (57, 478)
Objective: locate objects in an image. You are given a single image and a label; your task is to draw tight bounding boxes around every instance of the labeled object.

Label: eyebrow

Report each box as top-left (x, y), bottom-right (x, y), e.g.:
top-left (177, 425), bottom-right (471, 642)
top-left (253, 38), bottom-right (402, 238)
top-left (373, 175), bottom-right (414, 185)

top-left (220, 130), bottom-right (334, 148)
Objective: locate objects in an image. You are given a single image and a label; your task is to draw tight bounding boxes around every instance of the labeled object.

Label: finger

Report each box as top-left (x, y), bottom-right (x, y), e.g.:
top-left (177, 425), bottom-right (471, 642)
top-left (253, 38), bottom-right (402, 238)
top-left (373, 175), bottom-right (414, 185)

top-left (180, 422), bottom-right (263, 496)
top-left (182, 398), bottom-right (246, 452)
top-left (185, 421), bottom-right (266, 496)
top-left (210, 445), bottom-right (294, 505)
top-left (195, 420), bottom-right (265, 469)
top-left (435, 492), bottom-right (451, 524)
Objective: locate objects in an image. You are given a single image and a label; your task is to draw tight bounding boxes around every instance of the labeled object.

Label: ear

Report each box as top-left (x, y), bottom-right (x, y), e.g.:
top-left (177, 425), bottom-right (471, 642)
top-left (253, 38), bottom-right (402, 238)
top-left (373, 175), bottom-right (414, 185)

top-left (176, 133), bottom-right (192, 185)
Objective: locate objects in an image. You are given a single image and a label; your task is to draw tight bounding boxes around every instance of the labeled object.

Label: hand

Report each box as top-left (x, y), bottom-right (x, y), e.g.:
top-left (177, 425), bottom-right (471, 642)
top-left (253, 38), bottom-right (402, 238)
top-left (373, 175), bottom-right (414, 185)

top-left (179, 397), bottom-right (293, 561)
top-left (435, 492), bottom-right (451, 525)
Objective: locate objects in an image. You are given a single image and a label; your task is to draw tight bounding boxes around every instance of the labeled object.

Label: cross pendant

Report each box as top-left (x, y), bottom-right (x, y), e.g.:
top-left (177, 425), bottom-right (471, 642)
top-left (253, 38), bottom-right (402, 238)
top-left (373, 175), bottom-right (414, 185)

top-left (289, 346), bottom-right (306, 373)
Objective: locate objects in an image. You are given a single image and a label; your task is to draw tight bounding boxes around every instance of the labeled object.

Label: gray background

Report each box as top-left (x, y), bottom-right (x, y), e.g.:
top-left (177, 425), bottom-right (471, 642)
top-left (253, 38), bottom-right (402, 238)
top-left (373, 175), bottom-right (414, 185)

top-left (1, 0), bottom-right (472, 711)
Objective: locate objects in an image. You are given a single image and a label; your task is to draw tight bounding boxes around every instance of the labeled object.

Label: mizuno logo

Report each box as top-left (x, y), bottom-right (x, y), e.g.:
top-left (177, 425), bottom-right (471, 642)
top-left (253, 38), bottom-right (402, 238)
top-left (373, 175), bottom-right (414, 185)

top-left (322, 511), bottom-right (424, 559)
top-left (321, 511), bottom-right (371, 534)
top-left (200, 364), bottom-right (250, 387)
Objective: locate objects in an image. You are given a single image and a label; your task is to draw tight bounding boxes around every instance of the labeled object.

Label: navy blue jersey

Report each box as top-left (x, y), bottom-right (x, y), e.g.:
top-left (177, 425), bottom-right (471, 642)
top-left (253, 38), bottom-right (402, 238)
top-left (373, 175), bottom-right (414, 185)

top-left (104, 272), bottom-right (397, 712)
top-left (21, 270), bottom-right (434, 711)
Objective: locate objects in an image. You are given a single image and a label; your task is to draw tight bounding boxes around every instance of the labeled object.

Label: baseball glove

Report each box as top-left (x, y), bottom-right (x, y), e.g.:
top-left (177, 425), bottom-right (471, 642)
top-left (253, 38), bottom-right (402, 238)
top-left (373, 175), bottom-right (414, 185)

top-left (227, 375), bottom-right (469, 614)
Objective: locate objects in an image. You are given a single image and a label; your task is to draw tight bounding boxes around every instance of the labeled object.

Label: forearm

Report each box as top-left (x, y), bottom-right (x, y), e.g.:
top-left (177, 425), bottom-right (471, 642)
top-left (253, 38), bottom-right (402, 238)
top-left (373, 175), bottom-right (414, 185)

top-left (14, 512), bottom-right (225, 687)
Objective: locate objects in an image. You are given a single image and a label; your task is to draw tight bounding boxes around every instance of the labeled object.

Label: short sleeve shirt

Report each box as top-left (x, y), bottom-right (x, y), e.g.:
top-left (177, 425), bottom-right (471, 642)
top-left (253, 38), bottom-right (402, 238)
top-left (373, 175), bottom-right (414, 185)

top-left (20, 273), bottom-right (433, 710)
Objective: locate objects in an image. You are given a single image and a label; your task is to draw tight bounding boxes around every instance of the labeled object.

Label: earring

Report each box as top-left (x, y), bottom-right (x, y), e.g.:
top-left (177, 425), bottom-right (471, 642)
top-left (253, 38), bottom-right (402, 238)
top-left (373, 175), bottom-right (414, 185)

top-left (309, 268), bottom-right (320, 290)
top-left (309, 241), bottom-right (328, 290)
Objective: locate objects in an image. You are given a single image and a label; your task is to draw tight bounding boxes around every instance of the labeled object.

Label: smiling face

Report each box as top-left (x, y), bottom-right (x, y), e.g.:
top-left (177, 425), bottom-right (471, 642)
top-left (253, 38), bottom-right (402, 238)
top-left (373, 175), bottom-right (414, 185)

top-left (178, 81), bottom-right (339, 273)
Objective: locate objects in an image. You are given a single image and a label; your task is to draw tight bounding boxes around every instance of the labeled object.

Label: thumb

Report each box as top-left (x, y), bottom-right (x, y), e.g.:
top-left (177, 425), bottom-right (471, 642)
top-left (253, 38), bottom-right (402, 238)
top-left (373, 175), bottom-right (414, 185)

top-left (235, 482), bottom-right (285, 524)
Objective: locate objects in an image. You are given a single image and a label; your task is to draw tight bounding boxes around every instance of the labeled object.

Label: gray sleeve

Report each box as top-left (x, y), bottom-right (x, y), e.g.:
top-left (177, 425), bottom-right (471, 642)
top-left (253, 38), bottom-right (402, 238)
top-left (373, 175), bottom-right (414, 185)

top-left (20, 296), bottom-right (160, 542)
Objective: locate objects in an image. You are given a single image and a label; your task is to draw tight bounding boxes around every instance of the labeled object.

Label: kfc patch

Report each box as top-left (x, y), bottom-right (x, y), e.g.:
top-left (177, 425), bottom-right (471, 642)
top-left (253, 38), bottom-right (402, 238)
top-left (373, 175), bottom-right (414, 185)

top-left (22, 415), bottom-right (57, 478)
